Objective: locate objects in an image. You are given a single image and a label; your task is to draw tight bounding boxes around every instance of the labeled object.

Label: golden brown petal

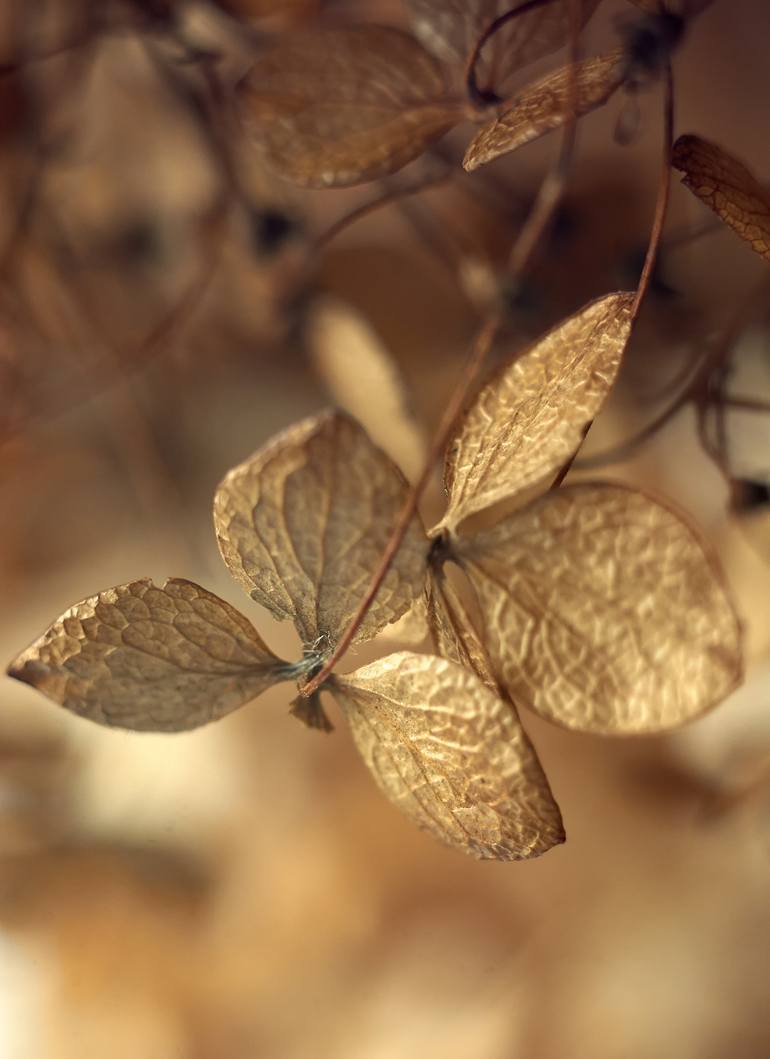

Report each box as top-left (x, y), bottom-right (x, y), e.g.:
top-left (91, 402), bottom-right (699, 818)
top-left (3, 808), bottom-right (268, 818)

top-left (441, 292), bottom-right (634, 529)
top-left (374, 593), bottom-right (430, 647)
top-left (458, 483), bottom-right (744, 735)
top-left (426, 570), bottom-right (498, 691)
top-left (408, 0), bottom-right (603, 94)
top-left (331, 651), bottom-right (564, 860)
top-left (213, 411), bottom-right (429, 648)
top-left (672, 134), bottom-right (770, 263)
top-left (463, 51), bottom-right (624, 172)
top-left (7, 579), bottom-right (286, 732)
top-left (307, 298), bottom-right (427, 482)
top-left (239, 25), bottom-right (462, 188)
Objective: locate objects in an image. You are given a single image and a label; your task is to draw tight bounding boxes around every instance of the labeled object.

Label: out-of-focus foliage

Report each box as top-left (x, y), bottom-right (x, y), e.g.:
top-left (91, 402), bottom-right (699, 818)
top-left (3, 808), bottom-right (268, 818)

top-left (2, 0), bottom-right (770, 1056)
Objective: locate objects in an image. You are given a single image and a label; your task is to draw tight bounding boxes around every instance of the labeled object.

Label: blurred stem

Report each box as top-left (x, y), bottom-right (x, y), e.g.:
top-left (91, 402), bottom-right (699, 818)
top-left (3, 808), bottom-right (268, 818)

top-left (630, 62), bottom-right (674, 324)
top-left (312, 170), bottom-right (450, 252)
top-left (551, 60), bottom-right (674, 487)
top-left (575, 274), bottom-right (770, 472)
top-left (299, 1), bottom-right (583, 698)
top-left (464, 0), bottom-right (558, 106)
top-left (300, 314), bottom-right (499, 698)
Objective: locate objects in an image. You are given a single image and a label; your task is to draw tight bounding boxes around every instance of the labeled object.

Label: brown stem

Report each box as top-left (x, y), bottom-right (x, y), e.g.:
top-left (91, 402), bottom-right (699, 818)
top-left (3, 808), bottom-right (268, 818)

top-left (631, 62), bottom-right (674, 324)
top-left (702, 752), bottom-right (770, 820)
top-left (558, 61), bottom-right (674, 479)
top-left (507, 0), bottom-right (582, 279)
top-left (0, 26), bottom-right (95, 78)
top-left (1, 203), bottom-right (224, 447)
top-left (576, 277), bottom-right (770, 472)
top-left (313, 171), bottom-right (450, 252)
top-left (574, 384), bottom-right (692, 469)
top-left (719, 396), bottom-right (770, 414)
top-left (300, 1), bottom-right (585, 699)
top-left (394, 190), bottom-right (480, 294)
top-left (300, 314), bottom-right (501, 698)
top-left (464, 0), bottom-right (557, 105)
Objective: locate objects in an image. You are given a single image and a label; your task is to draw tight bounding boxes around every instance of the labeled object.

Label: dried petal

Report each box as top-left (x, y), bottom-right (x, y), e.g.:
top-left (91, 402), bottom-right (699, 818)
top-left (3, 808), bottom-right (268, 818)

top-left (307, 298), bottom-right (427, 482)
top-left (375, 593), bottom-right (430, 646)
top-left (239, 26), bottom-right (462, 188)
top-left (672, 134), bottom-right (770, 263)
top-left (463, 51), bottom-right (624, 172)
top-left (407, 0), bottom-right (603, 94)
top-left (289, 689), bottom-right (334, 732)
top-left (426, 570), bottom-right (498, 690)
top-left (441, 292), bottom-right (634, 529)
top-left (7, 579), bottom-right (286, 732)
top-left (458, 483), bottom-right (744, 734)
top-left (331, 652), bottom-right (564, 860)
top-left (214, 411), bottom-right (429, 648)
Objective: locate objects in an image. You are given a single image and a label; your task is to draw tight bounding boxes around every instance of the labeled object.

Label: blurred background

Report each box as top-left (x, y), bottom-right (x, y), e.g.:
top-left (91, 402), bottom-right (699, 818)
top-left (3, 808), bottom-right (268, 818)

top-left (1, 1), bottom-right (770, 1056)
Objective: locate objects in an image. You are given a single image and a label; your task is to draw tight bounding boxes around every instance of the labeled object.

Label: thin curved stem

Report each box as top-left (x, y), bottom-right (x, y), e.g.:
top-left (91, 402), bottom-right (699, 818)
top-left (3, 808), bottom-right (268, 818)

top-left (464, 0), bottom-right (557, 105)
top-left (577, 275), bottom-right (770, 472)
top-left (507, 0), bottom-right (582, 279)
top-left (719, 396), bottom-right (770, 414)
top-left (299, 1), bottom-right (584, 699)
top-left (556, 60), bottom-right (674, 480)
top-left (312, 171), bottom-right (450, 252)
top-left (300, 315), bottom-right (500, 697)
top-left (631, 61), bottom-right (674, 324)
top-left (574, 379), bottom-right (693, 469)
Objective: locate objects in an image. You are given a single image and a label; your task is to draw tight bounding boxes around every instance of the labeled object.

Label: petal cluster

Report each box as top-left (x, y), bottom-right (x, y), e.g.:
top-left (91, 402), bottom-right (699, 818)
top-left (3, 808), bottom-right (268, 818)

top-left (8, 293), bottom-right (744, 861)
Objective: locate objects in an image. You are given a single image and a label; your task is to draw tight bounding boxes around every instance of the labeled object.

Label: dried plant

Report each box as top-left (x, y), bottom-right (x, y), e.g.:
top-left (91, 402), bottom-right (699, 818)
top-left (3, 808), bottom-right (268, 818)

top-left (7, 287), bottom-right (744, 860)
top-left (239, 1), bottom-right (611, 187)
top-left (463, 49), bottom-right (625, 172)
top-left (673, 134), bottom-right (770, 263)
top-left (3, 1), bottom-right (761, 868)
top-left (577, 130), bottom-right (770, 495)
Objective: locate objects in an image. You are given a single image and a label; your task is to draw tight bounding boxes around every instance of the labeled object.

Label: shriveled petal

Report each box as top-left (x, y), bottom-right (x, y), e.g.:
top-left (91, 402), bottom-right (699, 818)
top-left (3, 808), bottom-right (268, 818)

top-left (673, 134), bottom-right (770, 263)
top-left (239, 25), bottom-right (462, 188)
top-left (7, 579), bottom-right (287, 732)
top-left (458, 483), bottom-right (744, 734)
top-left (214, 411), bottom-right (429, 648)
top-left (307, 298), bottom-right (428, 482)
top-left (441, 292), bottom-right (634, 529)
top-left (463, 51), bottom-right (624, 172)
top-left (426, 570), bottom-right (498, 691)
top-left (331, 651), bottom-right (564, 861)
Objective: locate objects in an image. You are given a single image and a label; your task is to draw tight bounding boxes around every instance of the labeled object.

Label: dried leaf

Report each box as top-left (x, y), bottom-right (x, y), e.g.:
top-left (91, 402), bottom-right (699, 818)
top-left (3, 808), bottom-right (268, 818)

top-left (407, 0), bottom-right (603, 94)
top-left (457, 483), bottom-right (743, 735)
top-left (426, 571), bottom-right (499, 690)
top-left (375, 594), bottom-right (430, 646)
top-left (239, 26), bottom-right (462, 188)
top-left (7, 579), bottom-right (286, 732)
top-left (463, 51), bottom-right (624, 172)
top-left (672, 134), bottom-right (770, 263)
top-left (331, 651), bottom-right (564, 860)
top-left (307, 298), bottom-right (427, 482)
top-left (289, 689), bottom-right (334, 732)
top-left (441, 292), bottom-right (634, 529)
top-left (214, 411), bottom-right (429, 648)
